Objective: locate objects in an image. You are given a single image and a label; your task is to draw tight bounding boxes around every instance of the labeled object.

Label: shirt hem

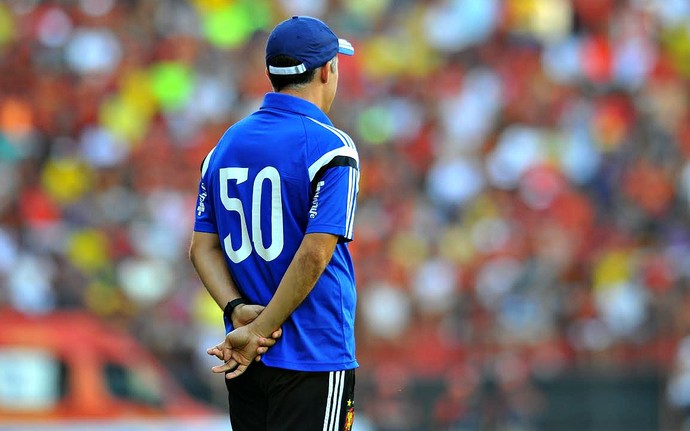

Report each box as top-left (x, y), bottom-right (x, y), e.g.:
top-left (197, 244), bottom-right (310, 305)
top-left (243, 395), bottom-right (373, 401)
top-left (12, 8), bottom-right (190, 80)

top-left (193, 223), bottom-right (217, 233)
top-left (261, 358), bottom-right (359, 372)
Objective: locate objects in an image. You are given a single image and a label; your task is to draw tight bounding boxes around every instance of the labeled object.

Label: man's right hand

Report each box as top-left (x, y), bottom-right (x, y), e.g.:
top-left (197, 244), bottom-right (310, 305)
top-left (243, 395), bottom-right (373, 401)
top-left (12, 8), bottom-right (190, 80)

top-left (208, 324), bottom-right (277, 379)
top-left (206, 328), bottom-right (281, 362)
top-left (206, 305), bottom-right (282, 364)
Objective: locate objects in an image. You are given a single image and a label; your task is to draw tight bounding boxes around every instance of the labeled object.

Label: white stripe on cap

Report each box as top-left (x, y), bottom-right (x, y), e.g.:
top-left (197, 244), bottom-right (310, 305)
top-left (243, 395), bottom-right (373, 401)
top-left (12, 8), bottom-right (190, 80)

top-left (338, 38), bottom-right (354, 55)
top-left (268, 64), bottom-right (307, 75)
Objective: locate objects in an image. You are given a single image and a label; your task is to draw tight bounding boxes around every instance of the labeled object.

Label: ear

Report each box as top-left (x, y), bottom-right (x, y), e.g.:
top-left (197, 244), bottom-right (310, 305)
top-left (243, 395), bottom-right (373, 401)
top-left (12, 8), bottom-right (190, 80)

top-left (320, 62), bottom-right (330, 84)
top-left (265, 68), bottom-right (270, 78)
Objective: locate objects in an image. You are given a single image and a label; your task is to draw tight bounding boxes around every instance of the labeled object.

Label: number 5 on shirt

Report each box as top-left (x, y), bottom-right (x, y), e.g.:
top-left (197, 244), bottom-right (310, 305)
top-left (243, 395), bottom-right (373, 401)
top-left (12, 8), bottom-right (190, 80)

top-left (220, 166), bottom-right (284, 263)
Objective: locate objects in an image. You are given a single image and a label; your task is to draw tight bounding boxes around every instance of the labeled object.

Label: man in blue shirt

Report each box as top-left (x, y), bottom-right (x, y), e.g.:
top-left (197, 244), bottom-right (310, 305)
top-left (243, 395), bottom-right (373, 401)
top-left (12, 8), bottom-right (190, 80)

top-left (189, 16), bottom-right (359, 431)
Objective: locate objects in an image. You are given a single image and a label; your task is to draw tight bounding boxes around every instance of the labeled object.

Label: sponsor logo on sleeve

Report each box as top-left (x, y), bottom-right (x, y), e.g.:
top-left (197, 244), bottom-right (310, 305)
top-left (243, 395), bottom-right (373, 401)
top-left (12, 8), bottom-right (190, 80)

top-left (196, 183), bottom-right (207, 216)
top-left (309, 181), bottom-right (325, 219)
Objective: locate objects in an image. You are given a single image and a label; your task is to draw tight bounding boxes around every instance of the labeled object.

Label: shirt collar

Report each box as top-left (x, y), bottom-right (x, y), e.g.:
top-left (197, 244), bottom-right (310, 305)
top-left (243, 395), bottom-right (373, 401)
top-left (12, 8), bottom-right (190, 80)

top-left (260, 92), bottom-right (333, 126)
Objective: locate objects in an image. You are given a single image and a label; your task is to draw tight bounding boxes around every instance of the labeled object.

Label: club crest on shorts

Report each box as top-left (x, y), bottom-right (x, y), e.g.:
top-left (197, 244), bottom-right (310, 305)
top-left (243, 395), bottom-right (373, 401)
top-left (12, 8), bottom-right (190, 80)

top-left (343, 399), bottom-right (355, 431)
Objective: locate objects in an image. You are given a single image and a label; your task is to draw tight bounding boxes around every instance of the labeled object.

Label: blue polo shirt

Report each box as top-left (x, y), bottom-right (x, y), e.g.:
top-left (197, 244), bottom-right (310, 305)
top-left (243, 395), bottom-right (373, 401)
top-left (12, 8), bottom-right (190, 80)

top-left (194, 93), bottom-right (359, 372)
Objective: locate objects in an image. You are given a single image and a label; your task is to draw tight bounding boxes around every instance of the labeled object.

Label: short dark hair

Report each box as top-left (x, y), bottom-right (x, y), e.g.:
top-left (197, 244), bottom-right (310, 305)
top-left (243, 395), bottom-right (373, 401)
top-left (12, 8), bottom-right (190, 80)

top-left (267, 55), bottom-right (317, 92)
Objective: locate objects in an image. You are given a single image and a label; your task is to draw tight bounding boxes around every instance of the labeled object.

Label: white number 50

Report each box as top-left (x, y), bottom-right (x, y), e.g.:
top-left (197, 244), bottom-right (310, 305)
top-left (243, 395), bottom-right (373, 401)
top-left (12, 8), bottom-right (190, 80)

top-left (219, 166), bottom-right (284, 263)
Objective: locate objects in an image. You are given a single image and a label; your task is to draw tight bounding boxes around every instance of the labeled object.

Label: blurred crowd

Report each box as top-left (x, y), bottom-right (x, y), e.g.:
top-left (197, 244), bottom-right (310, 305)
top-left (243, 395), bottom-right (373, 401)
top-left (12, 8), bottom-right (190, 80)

top-left (2, 0), bottom-right (690, 429)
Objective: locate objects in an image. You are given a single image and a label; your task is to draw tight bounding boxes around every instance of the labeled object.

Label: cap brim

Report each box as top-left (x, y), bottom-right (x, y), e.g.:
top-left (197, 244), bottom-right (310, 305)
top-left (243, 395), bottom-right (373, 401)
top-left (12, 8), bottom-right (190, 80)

top-left (338, 38), bottom-right (355, 56)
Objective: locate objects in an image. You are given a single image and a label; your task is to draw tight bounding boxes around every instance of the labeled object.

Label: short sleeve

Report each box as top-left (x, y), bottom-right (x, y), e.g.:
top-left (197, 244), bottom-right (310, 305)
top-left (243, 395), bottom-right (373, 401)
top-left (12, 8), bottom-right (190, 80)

top-left (194, 148), bottom-right (218, 233)
top-left (306, 162), bottom-right (359, 241)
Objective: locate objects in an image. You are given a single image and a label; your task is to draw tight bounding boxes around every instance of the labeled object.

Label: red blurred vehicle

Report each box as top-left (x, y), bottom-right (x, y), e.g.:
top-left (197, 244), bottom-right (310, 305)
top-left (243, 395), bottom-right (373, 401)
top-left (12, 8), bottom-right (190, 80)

top-left (0, 309), bottom-right (226, 429)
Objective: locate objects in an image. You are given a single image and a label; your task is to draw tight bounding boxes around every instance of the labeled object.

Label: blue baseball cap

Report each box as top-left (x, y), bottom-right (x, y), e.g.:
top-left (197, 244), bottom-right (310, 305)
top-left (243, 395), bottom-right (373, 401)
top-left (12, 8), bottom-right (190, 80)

top-left (266, 16), bottom-right (354, 75)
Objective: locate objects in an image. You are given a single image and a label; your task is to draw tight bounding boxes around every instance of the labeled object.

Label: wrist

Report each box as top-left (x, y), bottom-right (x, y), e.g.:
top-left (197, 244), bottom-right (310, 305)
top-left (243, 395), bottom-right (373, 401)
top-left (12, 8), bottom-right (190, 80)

top-left (251, 316), bottom-right (278, 339)
top-left (223, 298), bottom-right (245, 322)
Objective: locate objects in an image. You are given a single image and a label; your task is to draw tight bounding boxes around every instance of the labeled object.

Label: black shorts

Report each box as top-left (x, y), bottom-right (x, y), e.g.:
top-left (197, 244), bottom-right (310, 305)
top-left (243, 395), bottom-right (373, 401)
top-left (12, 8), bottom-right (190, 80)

top-left (225, 361), bottom-right (356, 431)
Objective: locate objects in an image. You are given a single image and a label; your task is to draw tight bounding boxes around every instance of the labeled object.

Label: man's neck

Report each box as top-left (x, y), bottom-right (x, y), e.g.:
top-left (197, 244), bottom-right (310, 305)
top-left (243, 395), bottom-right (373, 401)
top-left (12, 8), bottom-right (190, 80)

top-left (278, 85), bottom-right (327, 113)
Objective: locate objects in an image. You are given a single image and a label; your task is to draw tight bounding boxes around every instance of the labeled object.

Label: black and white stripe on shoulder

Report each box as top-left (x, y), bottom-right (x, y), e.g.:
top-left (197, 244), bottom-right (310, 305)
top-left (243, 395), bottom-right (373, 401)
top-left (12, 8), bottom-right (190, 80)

top-left (200, 146), bottom-right (216, 177)
top-left (306, 117), bottom-right (359, 184)
top-left (307, 117), bottom-right (356, 149)
top-left (306, 118), bottom-right (360, 241)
